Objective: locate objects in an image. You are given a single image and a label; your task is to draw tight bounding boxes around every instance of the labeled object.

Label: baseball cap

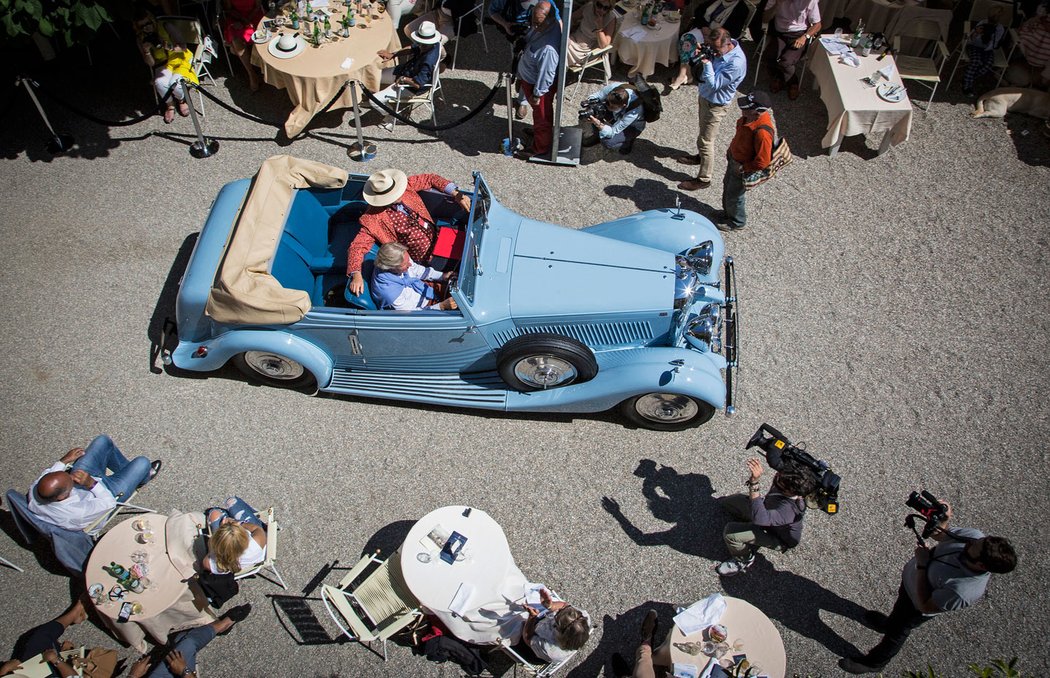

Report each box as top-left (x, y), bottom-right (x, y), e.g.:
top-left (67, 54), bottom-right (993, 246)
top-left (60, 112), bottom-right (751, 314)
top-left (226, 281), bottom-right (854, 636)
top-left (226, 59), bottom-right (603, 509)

top-left (738, 91), bottom-right (773, 111)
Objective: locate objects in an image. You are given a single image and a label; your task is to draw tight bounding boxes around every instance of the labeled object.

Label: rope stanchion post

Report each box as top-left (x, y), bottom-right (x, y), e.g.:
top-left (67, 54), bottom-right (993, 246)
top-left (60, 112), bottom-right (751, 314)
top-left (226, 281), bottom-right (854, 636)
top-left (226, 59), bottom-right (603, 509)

top-left (17, 76), bottom-right (75, 154)
top-left (346, 80), bottom-right (376, 162)
top-left (183, 80), bottom-right (220, 159)
top-left (501, 73), bottom-right (518, 156)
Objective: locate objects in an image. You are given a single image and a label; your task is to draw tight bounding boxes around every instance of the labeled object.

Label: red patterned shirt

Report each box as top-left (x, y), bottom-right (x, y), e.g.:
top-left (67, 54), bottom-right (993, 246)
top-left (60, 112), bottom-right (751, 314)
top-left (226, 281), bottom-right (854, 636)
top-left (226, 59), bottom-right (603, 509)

top-left (346, 173), bottom-right (457, 275)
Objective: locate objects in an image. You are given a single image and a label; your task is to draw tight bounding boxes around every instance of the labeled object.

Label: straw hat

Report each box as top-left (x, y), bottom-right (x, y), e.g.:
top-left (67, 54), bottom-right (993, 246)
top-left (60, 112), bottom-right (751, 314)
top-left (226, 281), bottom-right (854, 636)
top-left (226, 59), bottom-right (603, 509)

top-left (410, 20), bottom-right (442, 45)
top-left (363, 169), bottom-right (409, 206)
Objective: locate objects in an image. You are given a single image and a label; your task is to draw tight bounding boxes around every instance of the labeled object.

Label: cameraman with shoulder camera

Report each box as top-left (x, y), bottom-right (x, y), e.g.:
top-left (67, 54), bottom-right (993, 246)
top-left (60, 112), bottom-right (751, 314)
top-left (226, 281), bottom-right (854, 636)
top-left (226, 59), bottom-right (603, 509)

top-left (582, 83), bottom-right (646, 154)
top-left (715, 449), bottom-right (816, 577)
top-left (839, 502), bottom-right (1018, 674)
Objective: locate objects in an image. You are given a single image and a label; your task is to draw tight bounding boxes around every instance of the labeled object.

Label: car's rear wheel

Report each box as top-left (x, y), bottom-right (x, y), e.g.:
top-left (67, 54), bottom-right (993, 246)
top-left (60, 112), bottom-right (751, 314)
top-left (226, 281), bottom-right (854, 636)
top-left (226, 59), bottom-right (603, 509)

top-left (619, 393), bottom-right (716, 431)
top-left (233, 351), bottom-right (317, 390)
top-left (497, 333), bottom-right (598, 391)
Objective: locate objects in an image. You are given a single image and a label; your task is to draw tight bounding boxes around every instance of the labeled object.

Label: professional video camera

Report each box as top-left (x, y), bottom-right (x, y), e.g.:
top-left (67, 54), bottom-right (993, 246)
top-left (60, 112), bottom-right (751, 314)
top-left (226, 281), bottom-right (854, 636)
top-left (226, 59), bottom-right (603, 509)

top-left (688, 44), bottom-right (721, 82)
top-left (578, 98), bottom-right (614, 124)
top-left (904, 490), bottom-right (950, 540)
top-left (745, 423), bottom-right (841, 515)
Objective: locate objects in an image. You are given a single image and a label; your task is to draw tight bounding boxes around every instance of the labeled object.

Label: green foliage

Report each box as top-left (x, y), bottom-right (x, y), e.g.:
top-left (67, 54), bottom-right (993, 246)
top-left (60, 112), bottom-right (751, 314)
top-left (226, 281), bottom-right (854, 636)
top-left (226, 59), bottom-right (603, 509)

top-left (967, 657), bottom-right (1021, 678)
top-left (0, 0), bottom-right (113, 49)
top-left (903, 667), bottom-right (942, 678)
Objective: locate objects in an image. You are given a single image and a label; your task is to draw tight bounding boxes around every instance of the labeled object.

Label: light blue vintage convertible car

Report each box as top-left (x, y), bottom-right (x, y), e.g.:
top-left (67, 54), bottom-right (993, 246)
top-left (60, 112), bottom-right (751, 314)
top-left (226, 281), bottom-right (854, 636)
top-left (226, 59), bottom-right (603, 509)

top-left (166, 156), bottom-right (738, 431)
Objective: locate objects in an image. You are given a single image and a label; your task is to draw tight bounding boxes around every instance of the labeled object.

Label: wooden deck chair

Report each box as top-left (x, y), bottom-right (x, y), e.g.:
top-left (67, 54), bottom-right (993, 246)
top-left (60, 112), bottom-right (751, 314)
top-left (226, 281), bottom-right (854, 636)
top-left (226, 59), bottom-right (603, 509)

top-left (498, 640), bottom-right (579, 677)
top-left (157, 16), bottom-right (217, 115)
top-left (390, 67), bottom-right (444, 130)
top-left (82, 489), bottom-right (154, 537)
top-left (946, 0), bottom-right (1017, 89)
top-left (321, 550), bottom-right (421, 660)
top-left (568, 45), bottom-right (615, 100)
top-left (0, 554), bottom-right (23, 572)
top-left (233, 507), bottom-right (287, 590)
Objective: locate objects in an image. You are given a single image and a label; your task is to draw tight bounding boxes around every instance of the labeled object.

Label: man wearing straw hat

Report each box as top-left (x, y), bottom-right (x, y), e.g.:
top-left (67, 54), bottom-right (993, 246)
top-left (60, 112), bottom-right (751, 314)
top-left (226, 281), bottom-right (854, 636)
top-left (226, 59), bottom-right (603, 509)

top-left (374, 20), bottom-right (443, 130)
top-left (346, 168), bottom-right (471, 297)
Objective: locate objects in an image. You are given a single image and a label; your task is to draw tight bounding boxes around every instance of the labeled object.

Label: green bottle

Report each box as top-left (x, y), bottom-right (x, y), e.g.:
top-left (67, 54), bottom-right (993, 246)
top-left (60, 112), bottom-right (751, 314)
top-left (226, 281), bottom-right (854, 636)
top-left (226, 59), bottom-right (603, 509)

top-left (313, 21), bottom-right (321, 44)
top-left (324, 14), bottom-right (331, 35)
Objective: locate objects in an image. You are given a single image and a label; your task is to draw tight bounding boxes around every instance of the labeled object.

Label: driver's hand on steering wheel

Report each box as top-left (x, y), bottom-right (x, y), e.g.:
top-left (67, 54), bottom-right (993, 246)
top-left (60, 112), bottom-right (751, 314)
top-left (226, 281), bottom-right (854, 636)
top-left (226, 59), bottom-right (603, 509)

top-left (455, 192), bottom-right (472, 212)
top-left (349, 272), bottom-right (364, 296)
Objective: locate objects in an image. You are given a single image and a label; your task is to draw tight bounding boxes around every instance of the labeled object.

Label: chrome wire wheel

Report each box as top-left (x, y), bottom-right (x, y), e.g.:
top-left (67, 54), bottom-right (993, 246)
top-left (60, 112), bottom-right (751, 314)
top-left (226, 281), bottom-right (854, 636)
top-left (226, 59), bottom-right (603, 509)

top-left (243, 351), bottom-right (305, 381)
top-left (633, 393), bottom-right (700, 423)
top-left (512, 355), bottom-right (579, 389)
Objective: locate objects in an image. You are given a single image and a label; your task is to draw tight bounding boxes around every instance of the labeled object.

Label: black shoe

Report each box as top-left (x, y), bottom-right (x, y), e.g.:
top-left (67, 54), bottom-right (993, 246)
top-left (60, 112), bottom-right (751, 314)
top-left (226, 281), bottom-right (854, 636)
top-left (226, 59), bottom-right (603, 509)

top-left (610, 652), bottom-right (633, 677)
top-left (640, 609), bottom-right (658, 643)
top-left (618, 138), bottom-right (635, 155)
top-left (716, 222), bottom-right (745, 232)
top-left (148, 460), bottom-right (163, 480)
top-left (862, 610), bottom-right (889, 633)
top-left (838, 657), bottom-right (882, 674)
top-left (224, 604), bottom-right (252, 625)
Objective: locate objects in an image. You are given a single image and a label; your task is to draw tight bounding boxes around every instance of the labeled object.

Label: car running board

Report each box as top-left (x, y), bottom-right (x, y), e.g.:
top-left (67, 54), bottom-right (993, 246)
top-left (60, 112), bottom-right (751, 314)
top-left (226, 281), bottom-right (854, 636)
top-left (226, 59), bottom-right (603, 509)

top-left (326, 369), bottom-right (509, 409)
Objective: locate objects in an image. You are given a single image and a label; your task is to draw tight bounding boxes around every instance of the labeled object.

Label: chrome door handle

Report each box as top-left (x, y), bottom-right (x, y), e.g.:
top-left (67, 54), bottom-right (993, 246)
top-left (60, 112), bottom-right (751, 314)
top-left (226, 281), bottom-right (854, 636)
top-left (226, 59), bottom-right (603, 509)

top-left (348, 330), bottom-right (363, 355)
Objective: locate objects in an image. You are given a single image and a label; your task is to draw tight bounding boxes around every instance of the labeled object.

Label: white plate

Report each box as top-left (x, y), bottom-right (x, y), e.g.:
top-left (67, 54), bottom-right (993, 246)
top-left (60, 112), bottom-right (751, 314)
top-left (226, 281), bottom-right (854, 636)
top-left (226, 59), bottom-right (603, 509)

top-left (252, 31), bottom-right (271, 44)
top-left (876, 82), bottom-right (906, 102)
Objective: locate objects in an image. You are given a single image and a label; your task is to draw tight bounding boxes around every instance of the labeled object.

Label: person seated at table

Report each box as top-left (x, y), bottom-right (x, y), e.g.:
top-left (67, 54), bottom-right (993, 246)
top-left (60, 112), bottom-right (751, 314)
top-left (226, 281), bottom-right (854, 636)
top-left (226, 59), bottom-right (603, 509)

top-left (404, 0), bottom-right (482, 51)
top-left (221, 0), bottom-right (264, 91)
top-left (566, 0), bottom-right (616, 68)
top-left (609, 609), bottom-right (663, 678)
top-left (133, 11), bottom-right (198, 124)
top-left (29, 435), bottom-right (161, 532)
top-left (666, 0), bottom-right (752, 93)
top-left (347, 169), bottom-right (472, 297)
top-left (521, 588), bottom-right (591, 663)
top-left (200, 496), bottom-right (266, 575)
top-left (371, 242), bottom-right (458, 311)
top-left (583, 82), bottom-right (646, 153)
top-left (489, 0), bottom-right (561, 40)
top-left (961, 7), bottom-right (1008, 97)
top-left (1019, 3), bottom-right (1050, 87)
top-left (374, 21), bottom-right (443, 130)
top-left (0, 600), bottom-right (88, 678)
top-left (127, 605), bottom-right (251, 678)
top-left (762, 0), bottom-right (822, 100)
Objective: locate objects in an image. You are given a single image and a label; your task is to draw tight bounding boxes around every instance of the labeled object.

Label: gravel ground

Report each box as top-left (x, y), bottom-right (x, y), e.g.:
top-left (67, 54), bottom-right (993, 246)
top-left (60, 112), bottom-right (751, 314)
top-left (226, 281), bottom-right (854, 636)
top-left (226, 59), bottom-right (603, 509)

top-left (0, 26), bottom-right (1048, 678)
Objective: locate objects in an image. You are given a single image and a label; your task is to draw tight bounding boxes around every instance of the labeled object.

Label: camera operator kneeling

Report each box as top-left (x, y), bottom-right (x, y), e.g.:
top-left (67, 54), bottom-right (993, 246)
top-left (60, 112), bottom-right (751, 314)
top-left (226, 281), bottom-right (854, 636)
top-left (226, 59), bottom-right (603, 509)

top-left (583, 83), bottom-right (646, 154)
top-left (715, 455), bottom-right (816, 577)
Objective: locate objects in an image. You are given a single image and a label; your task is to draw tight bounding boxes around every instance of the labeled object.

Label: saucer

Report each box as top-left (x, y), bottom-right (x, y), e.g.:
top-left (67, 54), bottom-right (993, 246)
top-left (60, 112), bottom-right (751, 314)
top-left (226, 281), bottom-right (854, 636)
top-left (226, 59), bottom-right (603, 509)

top-left (252, 30), bottom-right (271, 44)
top-left (268, 35), bottom-right (306, 58)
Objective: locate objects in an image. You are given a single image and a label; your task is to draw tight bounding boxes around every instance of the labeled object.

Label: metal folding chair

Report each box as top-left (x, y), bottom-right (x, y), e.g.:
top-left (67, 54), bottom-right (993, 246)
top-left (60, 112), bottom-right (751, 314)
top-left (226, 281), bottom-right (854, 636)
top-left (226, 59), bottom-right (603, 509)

top-left (233, 507), bottom-right (288, 589)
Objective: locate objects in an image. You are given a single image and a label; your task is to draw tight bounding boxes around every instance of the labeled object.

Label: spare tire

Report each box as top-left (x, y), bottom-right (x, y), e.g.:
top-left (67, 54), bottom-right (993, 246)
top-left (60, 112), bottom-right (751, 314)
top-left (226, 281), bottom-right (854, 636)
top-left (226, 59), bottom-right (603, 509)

top-left (497, 333), bottom-right (598, 391)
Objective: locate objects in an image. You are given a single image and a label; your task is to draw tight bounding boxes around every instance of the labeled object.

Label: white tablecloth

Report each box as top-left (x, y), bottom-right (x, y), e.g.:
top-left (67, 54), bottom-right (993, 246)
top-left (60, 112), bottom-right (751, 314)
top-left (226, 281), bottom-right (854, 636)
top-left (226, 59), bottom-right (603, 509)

top-left (809, 36), bottom-right (912, 152)
top-left (400, 506), bottom-right (528, 644)
top-left (654, 597), bottom-right (787, 678)
top-left (614, 11), bottom-right (681, 77)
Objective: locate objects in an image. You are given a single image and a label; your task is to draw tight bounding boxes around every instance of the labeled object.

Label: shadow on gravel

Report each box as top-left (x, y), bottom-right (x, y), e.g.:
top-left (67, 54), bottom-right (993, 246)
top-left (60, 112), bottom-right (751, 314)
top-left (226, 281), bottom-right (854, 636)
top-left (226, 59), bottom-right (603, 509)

top-left (1004, 114), bottom-right (1050, 167)
top-left (602, 459), bottom-right (725, 562)
top-left (566, 600), bottom-right (679, 678)
top-left (148, 233), bottom-right (199, 375)
top-left (0, 510), bottom-right (69, 578)
top-left (605, 178), bottom-right (721, 219)
top-left (720, 557), bottom-right (870, 658)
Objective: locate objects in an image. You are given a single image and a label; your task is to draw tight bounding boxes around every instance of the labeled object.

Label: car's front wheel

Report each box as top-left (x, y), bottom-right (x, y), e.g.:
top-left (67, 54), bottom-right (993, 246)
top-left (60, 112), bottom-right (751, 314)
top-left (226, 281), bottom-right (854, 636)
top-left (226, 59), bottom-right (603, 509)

top-left (232, 351), bottom-right (317, 390)
top-left (619, 393), bottom-right (716, 431)
top-left (497, 333), bottom-right (598, 391)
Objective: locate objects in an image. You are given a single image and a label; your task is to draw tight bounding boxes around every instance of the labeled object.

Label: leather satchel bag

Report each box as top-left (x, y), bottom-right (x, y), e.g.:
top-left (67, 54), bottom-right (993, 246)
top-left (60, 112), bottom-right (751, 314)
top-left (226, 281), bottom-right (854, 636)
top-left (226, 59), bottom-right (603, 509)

top-left (81, 648), bottom-right (119, 678)
top-left (742, 124), bottom-right (792, 191)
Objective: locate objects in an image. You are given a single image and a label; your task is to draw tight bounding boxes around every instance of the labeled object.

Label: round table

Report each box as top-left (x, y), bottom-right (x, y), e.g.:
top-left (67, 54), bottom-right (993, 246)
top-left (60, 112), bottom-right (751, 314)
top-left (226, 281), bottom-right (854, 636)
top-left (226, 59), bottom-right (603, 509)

top-left (819, 0), bottom-right (924, 34)
top-left (657, 596), bottom-right (786, 678)
top-left (614, 10), bottom-right (682, 78)
top-left (400, 505), bottom-right (527, 644)
top-left (252, 3), bottom-right (401, 136)
top-left (86, 513), bottom-right (213, 652)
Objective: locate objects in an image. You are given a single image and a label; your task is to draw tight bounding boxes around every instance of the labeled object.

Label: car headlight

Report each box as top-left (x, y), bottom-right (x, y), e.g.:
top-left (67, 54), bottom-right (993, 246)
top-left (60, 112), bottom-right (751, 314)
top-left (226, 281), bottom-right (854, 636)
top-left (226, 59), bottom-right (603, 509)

top-left (674, 259), bottom-right (702, 310)
top-left (681, 240), bottom-right (714, 276)
top-left (685, 303), bottom-right (722, 352)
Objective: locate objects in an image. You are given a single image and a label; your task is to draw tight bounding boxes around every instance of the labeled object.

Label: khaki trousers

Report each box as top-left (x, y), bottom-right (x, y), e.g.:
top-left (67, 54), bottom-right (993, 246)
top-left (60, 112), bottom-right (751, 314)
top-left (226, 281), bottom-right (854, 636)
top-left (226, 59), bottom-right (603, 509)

top-left (695, 97), bottom-right (729, 183)
top-left (721, 493), bottom-right (786, 558)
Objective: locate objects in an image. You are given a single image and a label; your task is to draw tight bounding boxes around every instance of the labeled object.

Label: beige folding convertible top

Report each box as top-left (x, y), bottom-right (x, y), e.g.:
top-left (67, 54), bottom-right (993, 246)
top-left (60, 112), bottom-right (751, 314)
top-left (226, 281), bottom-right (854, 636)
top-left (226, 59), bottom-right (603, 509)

top-left (205, 154), bottom-right (348, 325)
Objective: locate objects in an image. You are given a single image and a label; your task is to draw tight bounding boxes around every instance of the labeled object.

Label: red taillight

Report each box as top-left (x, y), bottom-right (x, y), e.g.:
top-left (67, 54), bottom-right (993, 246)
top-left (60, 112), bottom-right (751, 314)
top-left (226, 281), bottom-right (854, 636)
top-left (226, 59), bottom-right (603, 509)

top-left (195, 346), bottom-right (208, 357)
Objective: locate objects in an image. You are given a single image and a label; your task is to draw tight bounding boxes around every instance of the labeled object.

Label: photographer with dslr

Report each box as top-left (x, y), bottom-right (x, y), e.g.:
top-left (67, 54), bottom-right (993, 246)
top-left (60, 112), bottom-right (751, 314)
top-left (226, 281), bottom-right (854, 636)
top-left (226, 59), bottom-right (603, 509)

top-left (839, 499), bottom-right (1017, 674)
top-left (714, 452), bottom-right (816, 577)
top-left (581, 83), bottom-right (646, 153)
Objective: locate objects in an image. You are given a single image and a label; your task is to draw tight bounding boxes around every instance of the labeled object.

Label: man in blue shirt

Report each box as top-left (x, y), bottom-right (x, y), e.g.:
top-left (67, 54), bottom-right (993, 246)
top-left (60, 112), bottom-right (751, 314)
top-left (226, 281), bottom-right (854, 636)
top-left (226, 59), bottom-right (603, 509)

top-left (677, 27), bottom-right (746, 191)
top-left (515, 1), bottom-right (561, 158)
top-left (583, 83), bottom-right (646, 153)
top-left (373, 20), bottom-right (443, 130)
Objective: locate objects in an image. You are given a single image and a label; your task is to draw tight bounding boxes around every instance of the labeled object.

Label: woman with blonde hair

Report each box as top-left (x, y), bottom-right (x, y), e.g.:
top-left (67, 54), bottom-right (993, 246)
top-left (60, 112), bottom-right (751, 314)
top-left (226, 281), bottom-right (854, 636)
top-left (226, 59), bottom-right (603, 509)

top-left (201, 496), bottom-right (267, 574)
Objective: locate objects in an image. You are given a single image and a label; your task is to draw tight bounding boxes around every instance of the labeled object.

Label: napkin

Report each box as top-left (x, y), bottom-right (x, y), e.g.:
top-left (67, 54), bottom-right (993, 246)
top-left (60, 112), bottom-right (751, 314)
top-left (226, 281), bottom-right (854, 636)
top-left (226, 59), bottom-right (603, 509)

top-left (621, 25), bottom-right (648, 40)
top-left (449, 581), bottom-right (476, 616)
top-left (839, 53), bottom-right (860, 67)
top-left (820, 37), bottom-right (852, 55)
top-left (877, 63), bottom-right (896, 79)
top-left (340, 57), bottom-right (354, 69)
top-left (673, 593), bottom-right (727, 635)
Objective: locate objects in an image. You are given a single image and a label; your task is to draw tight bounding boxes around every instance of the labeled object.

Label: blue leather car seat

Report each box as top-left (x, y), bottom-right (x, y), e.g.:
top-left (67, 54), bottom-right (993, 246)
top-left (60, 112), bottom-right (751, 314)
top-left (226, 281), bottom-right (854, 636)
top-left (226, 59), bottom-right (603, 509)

top-left (344, 245), bottom-right (379, 310)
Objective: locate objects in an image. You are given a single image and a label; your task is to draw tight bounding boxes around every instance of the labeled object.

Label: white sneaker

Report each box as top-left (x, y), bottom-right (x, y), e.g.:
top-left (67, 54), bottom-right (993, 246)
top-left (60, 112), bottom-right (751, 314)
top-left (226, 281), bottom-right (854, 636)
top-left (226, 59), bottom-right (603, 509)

top-left (715, 555), bottom-right (755, 576)
top-left (378, 118), bottom-right (394, 132)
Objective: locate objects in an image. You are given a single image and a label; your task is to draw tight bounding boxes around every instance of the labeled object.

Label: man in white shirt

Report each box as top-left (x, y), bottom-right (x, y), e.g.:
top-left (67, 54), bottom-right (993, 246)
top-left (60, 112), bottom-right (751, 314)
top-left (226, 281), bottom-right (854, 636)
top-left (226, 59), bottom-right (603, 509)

top-left (370, 242), bottom-right (458, 311)
top-left (28, 435), bottom-right (160, 532)
top-left (763, 0), bottom-right (821, 99)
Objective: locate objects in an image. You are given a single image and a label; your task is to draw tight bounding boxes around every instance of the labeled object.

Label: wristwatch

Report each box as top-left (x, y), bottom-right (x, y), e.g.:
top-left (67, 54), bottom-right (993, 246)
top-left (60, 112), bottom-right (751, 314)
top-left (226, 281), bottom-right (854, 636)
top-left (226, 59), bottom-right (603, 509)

top-left (181, 669), bottom-right (195, 677)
